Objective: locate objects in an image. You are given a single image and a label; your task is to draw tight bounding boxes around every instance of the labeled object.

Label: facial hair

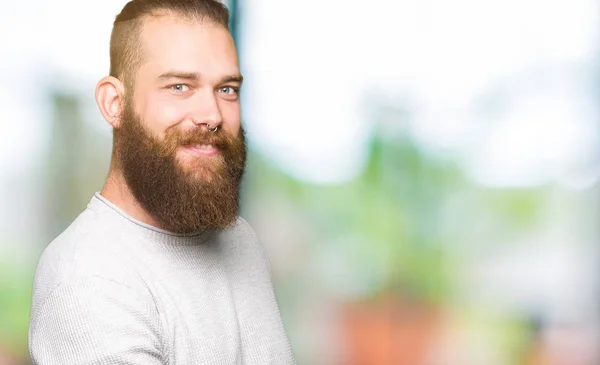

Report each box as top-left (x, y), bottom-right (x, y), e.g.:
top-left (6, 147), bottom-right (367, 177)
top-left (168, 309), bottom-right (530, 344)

top-left (113, 99), bottom-right (247, 234)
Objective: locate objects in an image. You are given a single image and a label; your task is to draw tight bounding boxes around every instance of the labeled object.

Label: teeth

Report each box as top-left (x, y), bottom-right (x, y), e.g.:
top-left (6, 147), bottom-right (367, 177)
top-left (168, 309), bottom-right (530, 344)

top-left (194, 144), bottom-right (213, 149)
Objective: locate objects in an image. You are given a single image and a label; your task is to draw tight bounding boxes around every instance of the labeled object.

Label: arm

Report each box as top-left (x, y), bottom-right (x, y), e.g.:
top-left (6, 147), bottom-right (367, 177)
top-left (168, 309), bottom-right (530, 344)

top-left (29, 277), bottom-right (165, 365)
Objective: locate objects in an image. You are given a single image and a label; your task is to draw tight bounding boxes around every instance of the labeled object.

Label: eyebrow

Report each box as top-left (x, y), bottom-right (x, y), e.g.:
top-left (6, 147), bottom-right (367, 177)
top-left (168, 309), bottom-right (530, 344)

top-left (158, 71), bottom-right (201, 81)
top-left (220, 74), bottom-right (244, 85)
top-left (158, 71), bottom-right (244, 85)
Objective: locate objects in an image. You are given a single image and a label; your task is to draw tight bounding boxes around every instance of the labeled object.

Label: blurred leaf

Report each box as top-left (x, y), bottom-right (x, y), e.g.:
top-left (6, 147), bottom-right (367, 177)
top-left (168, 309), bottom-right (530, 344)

top-left (0, 258), bottom-right (33, 358)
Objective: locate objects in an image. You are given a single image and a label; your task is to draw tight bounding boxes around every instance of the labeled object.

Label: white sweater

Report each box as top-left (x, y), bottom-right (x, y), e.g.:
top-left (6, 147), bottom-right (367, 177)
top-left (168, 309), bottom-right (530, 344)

top-left (29, 193), bottom-right (296, 364)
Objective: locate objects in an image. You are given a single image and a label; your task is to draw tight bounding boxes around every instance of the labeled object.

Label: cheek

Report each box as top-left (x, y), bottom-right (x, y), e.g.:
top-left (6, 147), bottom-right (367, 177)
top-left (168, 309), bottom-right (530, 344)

top-left (220, 101), bottom-right (241, 131)
top-left (144, 95), bottom-right (187, 136)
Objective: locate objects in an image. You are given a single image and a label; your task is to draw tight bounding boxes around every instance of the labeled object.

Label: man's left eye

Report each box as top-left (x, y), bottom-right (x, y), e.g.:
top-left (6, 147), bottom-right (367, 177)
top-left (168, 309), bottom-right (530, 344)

top-left (219, 86), bottom-right (238, 94)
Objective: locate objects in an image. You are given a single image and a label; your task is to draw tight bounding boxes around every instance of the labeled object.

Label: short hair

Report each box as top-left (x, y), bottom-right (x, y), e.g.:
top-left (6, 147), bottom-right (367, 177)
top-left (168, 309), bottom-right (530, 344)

top-left (109, 0), bottom-right (230, 89)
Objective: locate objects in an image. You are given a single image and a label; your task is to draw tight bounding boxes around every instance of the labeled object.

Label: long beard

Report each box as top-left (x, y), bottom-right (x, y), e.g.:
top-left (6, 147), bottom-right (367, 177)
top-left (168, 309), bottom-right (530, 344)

top-left (113, 101), bottom-right (246, 234)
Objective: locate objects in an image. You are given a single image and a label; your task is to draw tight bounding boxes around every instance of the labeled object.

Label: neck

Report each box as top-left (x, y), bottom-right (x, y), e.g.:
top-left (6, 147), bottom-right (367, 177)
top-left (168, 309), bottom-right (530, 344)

top-left (100, 167), bottom-right (163, 229)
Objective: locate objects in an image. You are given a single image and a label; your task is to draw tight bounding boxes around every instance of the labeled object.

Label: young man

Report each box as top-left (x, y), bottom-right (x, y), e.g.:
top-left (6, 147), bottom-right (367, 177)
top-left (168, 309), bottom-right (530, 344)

top-left (28, 0), bottom-right (296, 363)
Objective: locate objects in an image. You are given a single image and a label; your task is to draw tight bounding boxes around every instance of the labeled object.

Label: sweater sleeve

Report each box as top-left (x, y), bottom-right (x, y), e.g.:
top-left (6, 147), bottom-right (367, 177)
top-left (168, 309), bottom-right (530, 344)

top-left (29, 277), bottom-right (165, 365)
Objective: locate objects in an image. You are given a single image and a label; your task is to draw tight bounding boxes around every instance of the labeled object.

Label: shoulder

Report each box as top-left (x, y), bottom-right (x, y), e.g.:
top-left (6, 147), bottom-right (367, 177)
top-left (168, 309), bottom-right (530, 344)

top-left (231, 216), bottom-right (259, 241)
top-left (29, 275), bottom-right (163, 364)
top-left (220, 216), bottom-right (274, 271)
top-left (32, 208), bottom-right (143, 315)
top-left (226, 216), bottom-right (264, 253)
top-left (37, 208), bottom-right (131, 275)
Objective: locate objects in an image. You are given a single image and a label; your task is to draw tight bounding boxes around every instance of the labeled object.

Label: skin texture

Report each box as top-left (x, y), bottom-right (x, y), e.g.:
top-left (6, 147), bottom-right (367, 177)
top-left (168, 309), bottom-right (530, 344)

top-left (95, 13), bottom-right (246, 234)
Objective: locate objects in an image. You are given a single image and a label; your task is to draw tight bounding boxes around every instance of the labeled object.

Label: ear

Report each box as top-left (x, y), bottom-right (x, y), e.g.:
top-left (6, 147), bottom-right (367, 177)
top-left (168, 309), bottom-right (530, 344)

top-left (95, 76), bottom-right (125, 128)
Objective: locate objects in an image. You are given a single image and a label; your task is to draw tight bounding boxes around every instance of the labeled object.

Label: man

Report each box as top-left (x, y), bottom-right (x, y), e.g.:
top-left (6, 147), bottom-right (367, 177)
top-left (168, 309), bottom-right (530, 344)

top-left (28, 0), bottom-right (296, 363)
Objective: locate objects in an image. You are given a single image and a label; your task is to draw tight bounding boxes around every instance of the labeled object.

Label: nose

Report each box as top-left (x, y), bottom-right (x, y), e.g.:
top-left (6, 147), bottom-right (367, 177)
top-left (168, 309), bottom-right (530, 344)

top-left (190, 89), bottom-right (223, 131)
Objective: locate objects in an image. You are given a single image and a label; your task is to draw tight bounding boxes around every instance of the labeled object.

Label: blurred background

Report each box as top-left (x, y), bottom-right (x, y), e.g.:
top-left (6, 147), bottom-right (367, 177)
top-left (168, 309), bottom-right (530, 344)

top-left (1, 0), bottom-right (599, 364)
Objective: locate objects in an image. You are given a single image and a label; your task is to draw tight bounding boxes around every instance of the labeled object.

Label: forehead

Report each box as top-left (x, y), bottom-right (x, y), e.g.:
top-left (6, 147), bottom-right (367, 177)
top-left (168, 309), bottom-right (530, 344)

top-left (138, 14), bottom-right (239, 80)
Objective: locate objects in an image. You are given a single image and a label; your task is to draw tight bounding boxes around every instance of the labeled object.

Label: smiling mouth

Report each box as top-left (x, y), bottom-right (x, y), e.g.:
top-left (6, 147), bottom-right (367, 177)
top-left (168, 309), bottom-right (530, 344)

top-left (183, 144), bottom-right (219, 157)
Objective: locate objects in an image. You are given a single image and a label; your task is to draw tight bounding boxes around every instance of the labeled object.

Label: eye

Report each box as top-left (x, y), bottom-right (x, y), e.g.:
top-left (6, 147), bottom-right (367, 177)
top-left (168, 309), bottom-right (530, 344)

top-left (219, 86), bottom-right (239, 95)
top-left (170, 84), bottom-right (190, 93)
top-left (218, 86), bottom-right (240, 101)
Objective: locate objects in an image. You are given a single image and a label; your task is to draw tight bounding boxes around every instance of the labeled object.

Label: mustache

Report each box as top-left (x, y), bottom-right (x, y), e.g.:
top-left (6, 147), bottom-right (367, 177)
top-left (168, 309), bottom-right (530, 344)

top-left (165, 127), bottom-right (232, 149)
top-left (155, 125), bottom-right (245, 160)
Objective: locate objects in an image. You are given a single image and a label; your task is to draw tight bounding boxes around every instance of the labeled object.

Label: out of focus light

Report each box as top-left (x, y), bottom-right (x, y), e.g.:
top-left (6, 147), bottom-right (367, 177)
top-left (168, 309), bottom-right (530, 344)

top-left (241, 0), bottom-right (599, 187)
top-left (464, 87), bottom-right (599, 188)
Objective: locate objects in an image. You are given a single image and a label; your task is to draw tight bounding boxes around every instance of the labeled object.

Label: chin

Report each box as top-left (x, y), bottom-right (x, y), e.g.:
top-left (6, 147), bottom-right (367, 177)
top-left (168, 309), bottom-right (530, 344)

top-left (178, 153), bottom-right (221, 172)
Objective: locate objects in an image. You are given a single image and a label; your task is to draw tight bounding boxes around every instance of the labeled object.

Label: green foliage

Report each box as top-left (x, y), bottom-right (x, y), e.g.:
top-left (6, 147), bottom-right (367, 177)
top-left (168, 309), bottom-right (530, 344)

top-left (0, 257), bottom-right (34, 358)
top-left (244, 130), bottom-right (466, 304)
top-left (245, 118), bottom-right (549, 307)
top-left (480, 189), bottom-right (547, 229)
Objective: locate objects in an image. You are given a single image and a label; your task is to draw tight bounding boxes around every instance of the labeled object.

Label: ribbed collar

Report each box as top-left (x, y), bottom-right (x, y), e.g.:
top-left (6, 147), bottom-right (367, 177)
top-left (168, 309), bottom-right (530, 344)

top-left (88, 192), bottom-right (217, 246)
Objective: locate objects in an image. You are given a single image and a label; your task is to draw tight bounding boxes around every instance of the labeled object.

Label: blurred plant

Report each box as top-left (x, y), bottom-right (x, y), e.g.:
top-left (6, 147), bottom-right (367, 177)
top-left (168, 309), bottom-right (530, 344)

top-left (245, 99), bottom-right (550, 306)
top-left (245, 109), bottom-right (464, 305)
top-left (242, 98), bottom-right (553, 363)
top-left (0, 250), bottom-right (34, 361)
top-left (44, 91), bottom-right (111, 244)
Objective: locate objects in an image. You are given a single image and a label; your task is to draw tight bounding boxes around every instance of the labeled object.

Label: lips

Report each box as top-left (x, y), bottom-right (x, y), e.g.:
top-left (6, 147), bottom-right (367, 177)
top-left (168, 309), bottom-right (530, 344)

top-left (184, 144), bottom-right (219, 156)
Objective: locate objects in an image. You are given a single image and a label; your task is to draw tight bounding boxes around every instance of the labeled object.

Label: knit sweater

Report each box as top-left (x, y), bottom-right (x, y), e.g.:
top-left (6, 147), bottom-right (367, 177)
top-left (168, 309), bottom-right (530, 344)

top-left (28, 193), bottom-right (296, 364)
